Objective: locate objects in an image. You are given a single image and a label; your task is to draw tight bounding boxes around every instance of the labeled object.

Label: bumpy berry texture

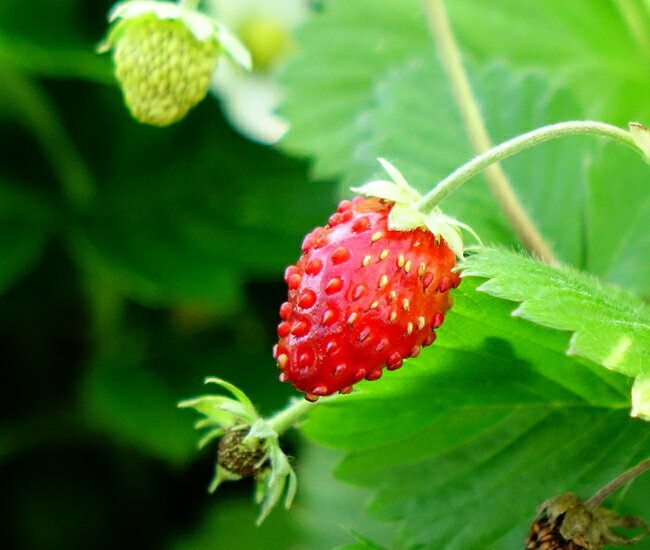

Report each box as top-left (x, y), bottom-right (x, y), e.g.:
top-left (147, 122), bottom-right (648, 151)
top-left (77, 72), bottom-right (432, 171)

top-left (273, 196), bottom-right (460, 401)
top-left (112, 15), bottom-right (220, 126)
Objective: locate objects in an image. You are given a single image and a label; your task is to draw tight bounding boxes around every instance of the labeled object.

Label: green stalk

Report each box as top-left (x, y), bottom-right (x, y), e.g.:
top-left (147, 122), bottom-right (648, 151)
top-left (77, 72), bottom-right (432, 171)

top-left (415, 120), bottom-right (640, 214)
top-left (267, 397), bottom-right (322, 435)
top-left (421, 0), bottom-right (558, 266)
top-left (586, 457), bottom-right (650, 509)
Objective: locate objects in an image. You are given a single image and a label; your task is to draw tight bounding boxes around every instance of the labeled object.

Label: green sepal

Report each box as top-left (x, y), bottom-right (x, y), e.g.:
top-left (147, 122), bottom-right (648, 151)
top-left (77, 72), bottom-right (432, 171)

top-left (629, 122), bottom-right (650, 163)
top-left (179, 378), bottom-right (298, 524)
top-left (352, 158), bottom-right (478, 257)
top-left (99, 0), bottom-right (251, 70)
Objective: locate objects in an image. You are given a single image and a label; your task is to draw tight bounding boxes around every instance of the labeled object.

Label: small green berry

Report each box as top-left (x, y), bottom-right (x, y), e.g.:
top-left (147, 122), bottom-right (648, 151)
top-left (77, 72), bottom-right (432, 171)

top-left (111, 15), bottom-right (220, 126)
top-left (99, 1), bottom-right (251, 126)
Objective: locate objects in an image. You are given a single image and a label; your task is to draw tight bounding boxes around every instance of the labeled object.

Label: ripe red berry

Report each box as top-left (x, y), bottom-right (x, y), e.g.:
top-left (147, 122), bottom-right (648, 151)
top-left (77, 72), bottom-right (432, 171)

top-left (273, 196), bottom-right (460, 401)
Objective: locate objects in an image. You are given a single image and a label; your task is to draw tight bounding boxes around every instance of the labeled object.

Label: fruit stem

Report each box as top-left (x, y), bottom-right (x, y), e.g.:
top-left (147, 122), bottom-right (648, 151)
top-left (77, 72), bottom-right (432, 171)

top-left (421, 0), bottom-right (558, 266)
top-left (266, 397), bottom-right (321, 435)
top-left (585, 457), bottom-right (650, 509)
top-left (416, 121), bottom-right (641, 218)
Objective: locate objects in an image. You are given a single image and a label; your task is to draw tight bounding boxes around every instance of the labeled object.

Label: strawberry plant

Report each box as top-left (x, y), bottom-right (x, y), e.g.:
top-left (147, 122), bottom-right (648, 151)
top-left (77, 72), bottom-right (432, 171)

top-left (2, 0), bottom-right (650, 548)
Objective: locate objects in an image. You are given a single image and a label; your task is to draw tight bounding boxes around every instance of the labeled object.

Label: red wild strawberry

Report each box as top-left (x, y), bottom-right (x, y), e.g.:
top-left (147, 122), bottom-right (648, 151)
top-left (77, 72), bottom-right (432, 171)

top-left (273, 195), bottom-right (461, 401)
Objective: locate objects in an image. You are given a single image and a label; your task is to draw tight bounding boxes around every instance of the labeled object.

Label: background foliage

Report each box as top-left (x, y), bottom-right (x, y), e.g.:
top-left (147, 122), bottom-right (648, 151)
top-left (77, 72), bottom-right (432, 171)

top-left (1, 0), bottom-right (650, 549)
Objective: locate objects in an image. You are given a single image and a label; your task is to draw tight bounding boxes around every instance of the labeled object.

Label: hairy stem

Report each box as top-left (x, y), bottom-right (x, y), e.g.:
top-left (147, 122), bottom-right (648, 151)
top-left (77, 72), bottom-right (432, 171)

top-left (421, 0), bottom-right (559, 265)
top-left (267, 397), bottom-right (320, 435)
top-left (416, 121), bottom-right (640, 216)
top-left (586, 457), bottom-right (650, 509)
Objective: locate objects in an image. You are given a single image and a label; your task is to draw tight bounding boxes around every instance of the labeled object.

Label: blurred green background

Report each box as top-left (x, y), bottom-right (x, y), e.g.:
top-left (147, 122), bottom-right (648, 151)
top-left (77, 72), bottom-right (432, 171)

top-left (7, 1), bottom-right (650, 548)
top-left (0, 1), bottom-right (380, 548)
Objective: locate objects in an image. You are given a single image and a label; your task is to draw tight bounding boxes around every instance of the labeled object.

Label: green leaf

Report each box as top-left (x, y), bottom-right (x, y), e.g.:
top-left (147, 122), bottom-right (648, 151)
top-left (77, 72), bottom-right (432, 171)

top-left (352, 57), bottom-right (600, 260)
top-left (302, 278), bottom-right (649, 549)
top-left (170, 498), bottom-right (301, 550)
top-left (585, 143), bottom-right (650, 298)
top-left (279, 0), bottom-right (428, 178)
top-left (282, 1), bottom-right (650, 292)
top-left (460, 248), bottom-right (650, 380)
top-left (82, 339), bottom-right (198, 465)
top-left (0, 183), bottom-right (52, 295)
top-left (446, 0), bottom-right (650, 125)
top-left (0, 30), bottom-right (112, 83)
top-left (296, 442), bottom-right (397, 549)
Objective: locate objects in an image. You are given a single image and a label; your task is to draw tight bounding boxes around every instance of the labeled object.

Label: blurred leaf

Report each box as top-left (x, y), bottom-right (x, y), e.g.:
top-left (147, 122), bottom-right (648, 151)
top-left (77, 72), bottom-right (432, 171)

top-left (0, 0), bottom-right (103, 48)
top-left (0, 183), bottom-right (52, 295)
top-left (82, 338), bottom-right (198, 465)
top-left (80, 112), bottom-right (337, 308)
top-left (351, 58), bottom-right (598, 262)
top-left (283, 6), bottom-right (650, 287)
top-left (169, 496), bottom-right (301, 550)
top-left (0, 66), bottom-right (95, 209)
top-left (446, 0), bottom-right (650, 124)
top-left (0, 30), bottom-right (112, 83)
top-left (280, 0), bottom-right (428, 178)
top-left (302, 278), bottom-right (649, 550)
top-left (295, 442), bottom-right (396, 549)
top-left (585, 143), bottom-right (650, 297)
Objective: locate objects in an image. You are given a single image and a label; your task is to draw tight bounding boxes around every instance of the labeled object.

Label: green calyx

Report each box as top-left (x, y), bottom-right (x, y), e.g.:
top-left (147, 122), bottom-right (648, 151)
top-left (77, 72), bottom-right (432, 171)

top-left (101, 1), bottom-right (251, 68)
top-left (352, 158), bottom-right (480, 258)
top-left (178, 378), bottom-right (296, 525)
top-left (99, 1), bottom-right (251, 126)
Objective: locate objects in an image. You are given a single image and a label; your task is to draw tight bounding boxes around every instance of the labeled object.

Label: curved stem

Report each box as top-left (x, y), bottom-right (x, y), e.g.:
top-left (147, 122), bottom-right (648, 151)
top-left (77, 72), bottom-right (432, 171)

top-left (416, 120), bottom-right (640, 215)
top-left (267, 397), bottom-right (321, 435)
top-left (422, 0), bottom-right (558, 266)
top-left (586, 457), bottom-right (650, 509)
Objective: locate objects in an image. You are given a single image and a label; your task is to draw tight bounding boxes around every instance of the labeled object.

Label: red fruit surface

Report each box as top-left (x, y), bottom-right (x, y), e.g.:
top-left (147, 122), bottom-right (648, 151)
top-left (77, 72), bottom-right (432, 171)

top-left (274, 197), bottom-right (460, 400)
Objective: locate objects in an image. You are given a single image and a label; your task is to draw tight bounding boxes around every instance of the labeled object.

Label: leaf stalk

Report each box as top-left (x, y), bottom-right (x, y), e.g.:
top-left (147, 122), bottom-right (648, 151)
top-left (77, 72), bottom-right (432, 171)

top-left (267, 397), bottom-right (321, 435)
top-left (421, 0), bottom-right (559, 266)
top-left (586, 457), bottom-right (650, 509)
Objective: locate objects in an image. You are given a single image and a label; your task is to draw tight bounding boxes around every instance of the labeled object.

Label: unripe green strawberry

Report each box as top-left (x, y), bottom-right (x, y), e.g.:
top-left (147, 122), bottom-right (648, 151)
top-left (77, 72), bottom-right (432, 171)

top-left (99, 1), bottom-right (251, 126)
top-left (112, 15), bottom-right (220, 126)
